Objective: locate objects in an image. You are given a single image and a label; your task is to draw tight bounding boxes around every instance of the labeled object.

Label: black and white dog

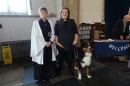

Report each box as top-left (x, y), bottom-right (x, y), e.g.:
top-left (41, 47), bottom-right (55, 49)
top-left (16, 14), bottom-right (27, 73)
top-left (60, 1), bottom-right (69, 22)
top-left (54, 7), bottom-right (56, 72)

top-left (73, 41), bottom-right (92, 80)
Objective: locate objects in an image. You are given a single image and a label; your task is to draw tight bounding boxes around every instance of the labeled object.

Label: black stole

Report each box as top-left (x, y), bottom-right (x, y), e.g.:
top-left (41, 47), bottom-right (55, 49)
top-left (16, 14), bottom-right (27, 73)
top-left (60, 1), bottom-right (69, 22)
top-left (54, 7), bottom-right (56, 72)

top-left (39, 19), bottom-right (52, 67)
top-left (38, 18), bottom-right (51, 42)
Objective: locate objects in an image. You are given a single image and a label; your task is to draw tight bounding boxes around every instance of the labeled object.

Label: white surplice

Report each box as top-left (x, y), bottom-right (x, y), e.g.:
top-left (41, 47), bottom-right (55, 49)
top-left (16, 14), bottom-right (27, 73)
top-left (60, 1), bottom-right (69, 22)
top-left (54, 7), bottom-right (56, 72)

top-left (30, 20), bottom-right (57, 65)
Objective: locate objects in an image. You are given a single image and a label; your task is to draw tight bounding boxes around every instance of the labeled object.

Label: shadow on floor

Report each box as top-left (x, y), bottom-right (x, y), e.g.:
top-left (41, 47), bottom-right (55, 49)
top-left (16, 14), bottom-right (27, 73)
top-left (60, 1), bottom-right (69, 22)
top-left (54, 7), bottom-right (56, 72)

top-left (81, 67), bottom-right (130, 86)
top-left (47, 77), bottom-right (83, 86)
top-left (24, 64), bottom-right (36, 83)
top-left (20, 57), bottom-right (130, 86)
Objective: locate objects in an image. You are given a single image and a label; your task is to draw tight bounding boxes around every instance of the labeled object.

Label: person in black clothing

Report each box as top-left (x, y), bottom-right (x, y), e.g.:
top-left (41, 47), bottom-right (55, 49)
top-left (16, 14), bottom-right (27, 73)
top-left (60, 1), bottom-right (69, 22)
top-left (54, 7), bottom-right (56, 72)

top-left (114, 15), bottom-right (130, 40)
top-left (54, 7), bottom-right (79, 76)
top-left (113, 15), bottom-right (130, 72)
top-left (30, 7), bottom-right (57, 85)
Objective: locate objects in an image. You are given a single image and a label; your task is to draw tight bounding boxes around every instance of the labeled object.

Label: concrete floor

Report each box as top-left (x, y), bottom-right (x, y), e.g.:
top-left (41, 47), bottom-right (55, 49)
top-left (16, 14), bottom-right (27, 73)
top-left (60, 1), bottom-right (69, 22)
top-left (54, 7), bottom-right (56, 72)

top-left (1, 56), bottom-right (125, 86)
top-left (0, 57), bottom-right (32, 86)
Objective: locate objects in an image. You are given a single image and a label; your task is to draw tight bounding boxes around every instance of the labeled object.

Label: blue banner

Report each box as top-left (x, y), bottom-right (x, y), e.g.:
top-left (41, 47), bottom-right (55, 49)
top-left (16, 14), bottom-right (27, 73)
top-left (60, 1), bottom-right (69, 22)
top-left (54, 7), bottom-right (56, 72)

top-left (94, 40), bottom-right (130, 55)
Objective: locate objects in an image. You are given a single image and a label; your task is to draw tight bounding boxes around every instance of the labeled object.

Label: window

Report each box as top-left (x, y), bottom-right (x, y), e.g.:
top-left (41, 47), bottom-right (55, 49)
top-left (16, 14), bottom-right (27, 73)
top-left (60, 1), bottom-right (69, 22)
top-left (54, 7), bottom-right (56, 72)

top-left (0, 0), bottom-right (30, 15)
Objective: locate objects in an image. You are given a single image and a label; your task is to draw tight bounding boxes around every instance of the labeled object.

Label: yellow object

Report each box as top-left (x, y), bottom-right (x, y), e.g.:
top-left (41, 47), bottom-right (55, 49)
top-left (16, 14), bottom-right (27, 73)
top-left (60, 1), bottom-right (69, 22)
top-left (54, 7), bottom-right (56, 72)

top-left (2, 45), bottom-right (12, 65)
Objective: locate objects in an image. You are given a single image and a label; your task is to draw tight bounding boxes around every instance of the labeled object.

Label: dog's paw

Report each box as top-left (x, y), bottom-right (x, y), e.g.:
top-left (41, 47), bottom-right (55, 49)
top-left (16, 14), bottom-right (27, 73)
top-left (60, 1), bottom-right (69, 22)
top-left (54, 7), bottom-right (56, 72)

top-left (78, 74), bottom-right (82, 80)
top-left (78, 76), bottom-right (81, 80)
top-left (81, 64), bottom-right (85, 68)
top-left (87, 75), bottom-right (91, 78)
top-left (74, 67), bottom-right (78, 70)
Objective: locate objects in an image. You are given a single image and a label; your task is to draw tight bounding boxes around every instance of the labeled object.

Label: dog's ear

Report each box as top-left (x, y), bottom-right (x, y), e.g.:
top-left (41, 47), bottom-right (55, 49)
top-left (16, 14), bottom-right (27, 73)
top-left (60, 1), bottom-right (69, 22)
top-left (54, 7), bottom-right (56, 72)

top-left (82, 48), bottom-right (86, 53)
top-left (80, 40), bottom-right (84, 46)
top-left (82, 42), bottom-right (88, 48)
top-left (82, 48), bottom-right (87, 54)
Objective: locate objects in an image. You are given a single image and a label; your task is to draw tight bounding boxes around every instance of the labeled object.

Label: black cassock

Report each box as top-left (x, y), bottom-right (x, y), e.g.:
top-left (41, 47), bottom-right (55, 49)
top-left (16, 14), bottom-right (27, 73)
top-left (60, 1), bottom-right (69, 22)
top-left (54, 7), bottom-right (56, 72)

top-left (34, 19), bottom-right (57, 80)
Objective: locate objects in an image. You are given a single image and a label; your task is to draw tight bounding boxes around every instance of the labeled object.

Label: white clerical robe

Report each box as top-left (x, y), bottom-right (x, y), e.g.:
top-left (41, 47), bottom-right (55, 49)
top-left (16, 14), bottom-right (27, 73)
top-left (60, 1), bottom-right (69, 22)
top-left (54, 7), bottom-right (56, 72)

top-left (30, 20), bottom-right (57, 65)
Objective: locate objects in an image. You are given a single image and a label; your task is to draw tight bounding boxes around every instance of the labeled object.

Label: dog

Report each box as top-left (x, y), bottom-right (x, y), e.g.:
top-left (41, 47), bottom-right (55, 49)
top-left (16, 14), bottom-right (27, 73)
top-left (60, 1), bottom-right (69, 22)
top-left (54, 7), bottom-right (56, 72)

top-left (73, 41), bottom-right (92, 80)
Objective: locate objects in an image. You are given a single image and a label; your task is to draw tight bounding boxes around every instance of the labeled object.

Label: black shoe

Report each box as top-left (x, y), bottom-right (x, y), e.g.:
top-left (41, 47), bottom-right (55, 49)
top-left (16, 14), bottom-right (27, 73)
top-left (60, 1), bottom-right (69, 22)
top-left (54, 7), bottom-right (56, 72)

top-left (124, 67), bottom-right (130, 72)
top-left (35, 80), bottom-right (42, 86)
top-left (44, 78), bottom-right (50, 81)
top-left (69, 71), bottom-right (75, 76)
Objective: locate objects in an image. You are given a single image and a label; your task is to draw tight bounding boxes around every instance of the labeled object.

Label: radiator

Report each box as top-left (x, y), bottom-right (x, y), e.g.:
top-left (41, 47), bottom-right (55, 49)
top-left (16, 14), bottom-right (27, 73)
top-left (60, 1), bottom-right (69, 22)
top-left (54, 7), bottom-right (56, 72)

top-left (0, 40), bottom-right (31, 59)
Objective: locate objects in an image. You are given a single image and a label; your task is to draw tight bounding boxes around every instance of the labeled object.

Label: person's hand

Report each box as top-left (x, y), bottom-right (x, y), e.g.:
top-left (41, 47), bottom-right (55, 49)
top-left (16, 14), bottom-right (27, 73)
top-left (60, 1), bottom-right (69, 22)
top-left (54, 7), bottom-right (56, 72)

top-left (120, 35), bottom-right (124, 40)
top-left (56, 42), bottom-right (64, 48)
top-left (46, 42), bottom-right (51, 47)
top-left (72, 40), bottom-right (77, 45)
top-left (126, 36), bottom-right (129, 40)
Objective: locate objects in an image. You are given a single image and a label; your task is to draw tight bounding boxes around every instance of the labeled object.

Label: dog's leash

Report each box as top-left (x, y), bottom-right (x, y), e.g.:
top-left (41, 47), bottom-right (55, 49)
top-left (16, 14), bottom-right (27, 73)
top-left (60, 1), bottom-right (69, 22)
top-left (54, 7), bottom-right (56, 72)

top-left (73, 45), bottom-right (78, 59)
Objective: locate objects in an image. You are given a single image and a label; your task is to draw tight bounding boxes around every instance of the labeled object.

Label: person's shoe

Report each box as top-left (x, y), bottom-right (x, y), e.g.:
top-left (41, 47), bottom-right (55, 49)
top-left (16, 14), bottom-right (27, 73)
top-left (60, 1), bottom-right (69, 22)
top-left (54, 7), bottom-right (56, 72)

top-left (69, 71), bottom-right (75, 76)
top-left (124, 67), bottom-right (130, 72)
top-left (44, 78), bottom-right (50, 81)
top-left (35, 80), bottom-right (42, 86)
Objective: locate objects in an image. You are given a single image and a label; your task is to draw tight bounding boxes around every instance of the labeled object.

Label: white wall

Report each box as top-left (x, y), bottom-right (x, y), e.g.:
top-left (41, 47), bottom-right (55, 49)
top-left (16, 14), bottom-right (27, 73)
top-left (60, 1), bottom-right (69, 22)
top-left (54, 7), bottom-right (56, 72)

top-left (0, 17), bottom-right (56, 42)
top-left (30, 0), bottom-right (56, 15)
top-left (0, 0), bottom-right (57, 43)
top-left (79, 0), bottom-right (104, 23)
top-left (56, 0), bottom-right (62, 20)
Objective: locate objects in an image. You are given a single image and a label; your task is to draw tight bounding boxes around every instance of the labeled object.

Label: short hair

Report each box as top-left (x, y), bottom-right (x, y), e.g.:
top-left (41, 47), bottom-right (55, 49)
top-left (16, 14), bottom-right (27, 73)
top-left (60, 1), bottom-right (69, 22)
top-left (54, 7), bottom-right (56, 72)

top-left (38, 7), bottom-right (48, 14)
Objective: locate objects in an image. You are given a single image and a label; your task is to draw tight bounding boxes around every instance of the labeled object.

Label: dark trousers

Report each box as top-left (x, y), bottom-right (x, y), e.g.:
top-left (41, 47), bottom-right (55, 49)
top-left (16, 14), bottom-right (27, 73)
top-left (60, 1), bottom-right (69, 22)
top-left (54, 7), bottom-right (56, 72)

top-left (57, 46), bottom-right (74, 72)
top-left (34, 46), bottom-right (57, 80)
